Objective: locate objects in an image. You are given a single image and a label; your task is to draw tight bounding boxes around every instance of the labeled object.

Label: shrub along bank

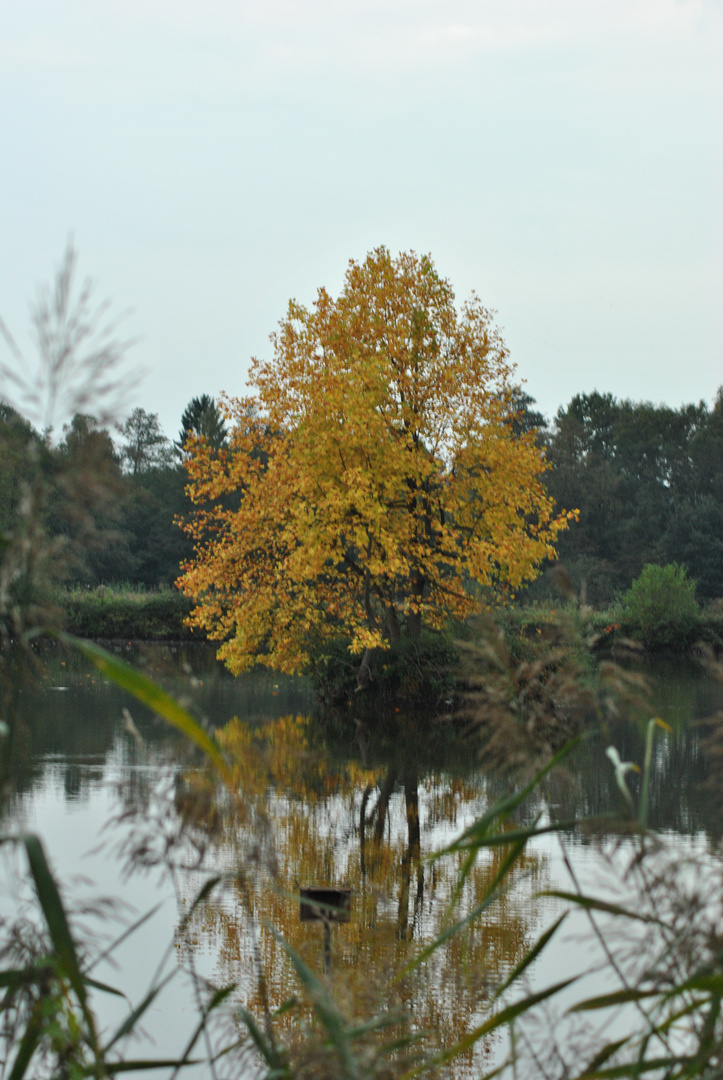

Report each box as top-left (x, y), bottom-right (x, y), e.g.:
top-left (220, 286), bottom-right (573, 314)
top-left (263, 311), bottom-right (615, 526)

top-left (56, 566), bottom-right (723, 658)
top-left (58, 586), bottom-right (197, 640)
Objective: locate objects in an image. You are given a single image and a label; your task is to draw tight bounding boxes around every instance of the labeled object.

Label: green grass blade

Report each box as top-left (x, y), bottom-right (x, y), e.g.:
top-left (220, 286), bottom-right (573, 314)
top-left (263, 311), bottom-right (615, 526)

top-left (104, 972), bottom-right (175, 1052)
top-left (539, 890), bottom-right (657, 924)
top-left (87, 902), bottom-right (163, 974)
top-left (20, 833), bottom-right (86, 1007)
top-left (237, 1007), bottom-right (286, 1070)
top-left (269, 928), bottom-right (362, 1080)
top-left (82, 975), bottom-right (127, 999)
top-left (401, 836), bottom-right (528, 979)
top-left (569, 987), bottom-right (660, 1013)
top-left (87, 1059), bottom-right (201, 1074)
top-left (61, 635), bottom-right (232, 785)
top-left (170, 983), bottom-right (237, 1080)
top-left (434, 738), bottom-right (581, 859)
top-left (7, 1008), bottom-right (42, 1080)
top-left (574, 1037), bottom-right (630, 1077)
top-left (400, 977), bottom-right (578, 1078)
top-left (0, 964), bottom-right (53, 989)
top-left (451, 819), bottom-right (582, 852)
top-left (493, 912), bottom-right (567, 1000)
top-left (571, 1058), bottom-right (681, 1079)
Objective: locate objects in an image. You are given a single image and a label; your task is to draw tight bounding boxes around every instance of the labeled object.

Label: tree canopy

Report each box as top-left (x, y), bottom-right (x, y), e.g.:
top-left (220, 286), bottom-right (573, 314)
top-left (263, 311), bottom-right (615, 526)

top-left (178, 248), bottom-right (572, 674)
top-left (542, 390), bottom-right (723, 602)
top-left (118, 407), bottom-right (173, 474)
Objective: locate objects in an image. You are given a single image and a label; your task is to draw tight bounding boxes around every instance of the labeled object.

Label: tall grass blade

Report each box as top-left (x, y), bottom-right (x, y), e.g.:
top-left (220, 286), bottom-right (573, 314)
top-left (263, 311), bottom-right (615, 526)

top-left (237, 1007), bottom-right (286, 1071)
top-left (493, 912), bottom-right (567, 1000)
top-left (169, 983), bottom-right (237, 1080)
top-left (7, 1009), bottom-right (42, 1080)
top-left (20, 832), bottom-right (86, 1007)
top-left (401, 836), bottom-right (528, 978)
top-left (87, 902), bottom-right (163, 974)
top-left (62, 635), bottom-right (232, 785)
top-left (270, 928), bottom-right (362, 1080)
top-left (639, 718), bottom-right (672, 829)
top-left (540, 890), bottom-right (657, 923)
top-left (400, 977), bottom-right (578, 1078)
top-left (435, 738), bottom-right (581, 859)
top-left (104, 972), bottom-right (175, 1051)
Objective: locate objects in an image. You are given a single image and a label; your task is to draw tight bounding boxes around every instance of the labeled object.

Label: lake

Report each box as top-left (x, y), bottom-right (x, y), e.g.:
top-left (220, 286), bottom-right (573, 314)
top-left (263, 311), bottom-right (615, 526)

top-left (2, 642), bottom-right (722, 1077)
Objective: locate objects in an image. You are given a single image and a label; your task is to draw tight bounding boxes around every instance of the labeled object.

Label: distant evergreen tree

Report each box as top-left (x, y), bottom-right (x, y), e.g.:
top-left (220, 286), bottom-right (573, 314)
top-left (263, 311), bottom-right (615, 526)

top-left (176, 395), bottom-right (227, 455)
top-left (506, 389), bottom-right (548, 437)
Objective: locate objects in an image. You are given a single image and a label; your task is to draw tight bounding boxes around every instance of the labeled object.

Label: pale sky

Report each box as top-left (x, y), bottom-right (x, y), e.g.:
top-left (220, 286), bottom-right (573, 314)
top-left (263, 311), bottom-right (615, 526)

top-left (1, 0), bottom-right (721, 438)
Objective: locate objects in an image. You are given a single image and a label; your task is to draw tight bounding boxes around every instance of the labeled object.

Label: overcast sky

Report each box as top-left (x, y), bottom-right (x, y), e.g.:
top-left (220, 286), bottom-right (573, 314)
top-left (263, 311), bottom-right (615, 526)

top-left (1, 0), bottom-right (721, 438)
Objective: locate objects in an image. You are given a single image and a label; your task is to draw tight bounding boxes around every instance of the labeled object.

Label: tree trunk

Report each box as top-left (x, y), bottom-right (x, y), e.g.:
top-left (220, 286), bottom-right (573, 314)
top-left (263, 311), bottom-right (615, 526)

top-left (386, 605), bottom-right (401, 644)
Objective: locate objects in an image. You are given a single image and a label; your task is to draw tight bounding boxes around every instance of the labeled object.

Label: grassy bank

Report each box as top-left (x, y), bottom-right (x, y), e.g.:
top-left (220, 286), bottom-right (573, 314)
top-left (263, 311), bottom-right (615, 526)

top-left (57, 585), bottom-right (199, 640)
top-left (54, 584), bottom-right (723, 656)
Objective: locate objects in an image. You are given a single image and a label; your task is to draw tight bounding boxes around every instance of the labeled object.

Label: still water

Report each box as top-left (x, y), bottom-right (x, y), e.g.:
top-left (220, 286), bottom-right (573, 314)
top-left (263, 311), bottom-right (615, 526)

top-left (2, 643), bottom-right (723, 1076)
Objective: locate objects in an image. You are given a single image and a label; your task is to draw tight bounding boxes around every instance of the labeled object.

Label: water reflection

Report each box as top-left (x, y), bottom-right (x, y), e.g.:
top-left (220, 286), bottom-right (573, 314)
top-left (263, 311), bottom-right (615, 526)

top-left (3, 644), bottom-right (723, 1076)
top-left (160, 711), bottom-right (548, 1069)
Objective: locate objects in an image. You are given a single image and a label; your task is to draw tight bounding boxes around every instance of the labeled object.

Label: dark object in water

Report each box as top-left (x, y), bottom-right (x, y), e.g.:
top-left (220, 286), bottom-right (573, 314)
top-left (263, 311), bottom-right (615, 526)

top-left (299, 886), bottom-right (351, 923)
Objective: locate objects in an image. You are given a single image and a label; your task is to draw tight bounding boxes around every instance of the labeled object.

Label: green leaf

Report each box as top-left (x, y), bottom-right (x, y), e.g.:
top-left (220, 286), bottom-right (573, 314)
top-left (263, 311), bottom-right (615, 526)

top-left (569, 987), bottom-right (659, 1012)
top-left (494, 913), bottom-right (567, 1000)
top-left (539, 890), bottom-right (657, 924)
top-left (20, 833), bottom-right (86, 1008)
top-left (104, 973), bottom-right (175, 1052)
top-left (61, 635), bottom-right (232, 785)
top-left (401, 835), bottom-right (528, 979)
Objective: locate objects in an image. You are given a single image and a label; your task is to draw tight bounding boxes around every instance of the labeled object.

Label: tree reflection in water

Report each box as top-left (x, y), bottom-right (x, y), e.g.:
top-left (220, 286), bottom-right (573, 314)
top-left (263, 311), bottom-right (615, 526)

top-left (164, 712), bottom-right (548, 1071)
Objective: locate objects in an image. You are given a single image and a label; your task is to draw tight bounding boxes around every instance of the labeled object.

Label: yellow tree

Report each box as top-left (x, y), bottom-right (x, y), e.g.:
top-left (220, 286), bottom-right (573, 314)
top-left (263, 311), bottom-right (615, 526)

top-left (178, 248), bottom-right (572, 674)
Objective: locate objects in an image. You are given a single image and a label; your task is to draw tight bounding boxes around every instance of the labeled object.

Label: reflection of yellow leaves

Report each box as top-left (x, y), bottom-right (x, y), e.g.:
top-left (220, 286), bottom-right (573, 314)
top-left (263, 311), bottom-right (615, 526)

top-left (177, 715), bottom-right (550, 1067)
top-left (217, 714), bottom-right (381, 803)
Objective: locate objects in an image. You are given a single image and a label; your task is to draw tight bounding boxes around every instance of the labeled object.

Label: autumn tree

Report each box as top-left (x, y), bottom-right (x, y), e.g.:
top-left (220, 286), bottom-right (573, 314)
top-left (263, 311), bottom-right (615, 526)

top-left (178, 248), bottom-right (572, 674)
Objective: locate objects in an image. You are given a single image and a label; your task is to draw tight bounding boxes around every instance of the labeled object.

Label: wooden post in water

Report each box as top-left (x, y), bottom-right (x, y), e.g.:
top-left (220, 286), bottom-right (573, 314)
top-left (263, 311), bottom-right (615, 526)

top-left (299, 887), bottom-right (352, 974)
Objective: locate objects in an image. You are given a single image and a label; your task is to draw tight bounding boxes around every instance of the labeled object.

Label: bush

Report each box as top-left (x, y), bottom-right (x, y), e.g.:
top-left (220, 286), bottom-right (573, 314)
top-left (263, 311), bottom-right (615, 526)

top-left (59, 586), bottom-right (197, 640)
top-left (307, 630), bottom-right (459, 711)
top-left (620, 563), bottom-right (700, 649)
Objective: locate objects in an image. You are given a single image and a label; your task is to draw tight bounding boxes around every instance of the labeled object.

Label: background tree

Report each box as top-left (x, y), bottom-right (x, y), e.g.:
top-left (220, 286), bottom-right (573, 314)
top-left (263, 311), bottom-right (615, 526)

top-left (118, 407), bottom-right (173, 475)
top-left (178, 248), bottom-right (572, 674)
top-left (539, 390), bottom-right (723, 603)
top-left (176, 394), bottom-right (227, 455)
top-left (48, 413), bottom-right (136, 583)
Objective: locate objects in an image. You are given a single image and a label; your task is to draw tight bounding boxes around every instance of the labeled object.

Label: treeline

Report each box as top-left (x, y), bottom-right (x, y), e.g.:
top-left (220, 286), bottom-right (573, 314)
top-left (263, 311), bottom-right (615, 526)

top-left (0, 395), bottom-right (226, 589)
top-left (533, 389), bottom-right (723, 604)
top-left (2, 388), bottom-right (723, 605)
